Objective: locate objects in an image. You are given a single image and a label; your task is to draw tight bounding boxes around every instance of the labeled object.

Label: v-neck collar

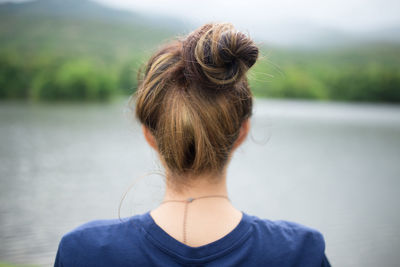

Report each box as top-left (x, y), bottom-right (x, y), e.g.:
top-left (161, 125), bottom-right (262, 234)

top-left (135, 210), bottom-right (254, 264)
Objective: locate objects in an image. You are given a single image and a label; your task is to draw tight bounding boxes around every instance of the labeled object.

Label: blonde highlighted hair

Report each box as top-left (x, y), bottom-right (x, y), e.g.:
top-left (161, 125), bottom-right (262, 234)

top-left (134, 22), bottom-right (259, 181)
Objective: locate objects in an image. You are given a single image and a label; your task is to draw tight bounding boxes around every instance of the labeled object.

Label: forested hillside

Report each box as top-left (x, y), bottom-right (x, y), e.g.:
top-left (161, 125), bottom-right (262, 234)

top-left (0, 0), bottom-right (399, 102)
top-left (0, 0), bottom-right (181, 100)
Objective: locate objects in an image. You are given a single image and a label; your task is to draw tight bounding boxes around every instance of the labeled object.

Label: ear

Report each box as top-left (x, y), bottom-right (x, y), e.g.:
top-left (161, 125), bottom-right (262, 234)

top-left (142, 125), bottom-right (158, 151)
top-left (232, 118), bottom-right (250, 151)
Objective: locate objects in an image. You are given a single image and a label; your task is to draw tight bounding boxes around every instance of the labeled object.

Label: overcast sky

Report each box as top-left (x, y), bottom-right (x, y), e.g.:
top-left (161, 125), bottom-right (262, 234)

top-left (91, 0), bottom-right (400, 45)
top-left (93, 0), bottom-right (400, 32)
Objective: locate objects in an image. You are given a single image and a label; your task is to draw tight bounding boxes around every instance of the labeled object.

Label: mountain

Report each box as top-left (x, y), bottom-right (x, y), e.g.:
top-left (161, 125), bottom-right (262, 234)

top-left (0, 0), bottom-right (399, 103)
top-left (0, 0), bottom-right (187, 30)
top-left (0, 0), bottom-right (191, 100)
top-left (0, 0), bottom-right (188, 61)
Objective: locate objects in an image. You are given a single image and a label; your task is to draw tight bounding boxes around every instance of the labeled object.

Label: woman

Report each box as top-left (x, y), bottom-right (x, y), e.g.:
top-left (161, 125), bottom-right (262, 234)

top-left (54, 22), bottom-right (331, 266)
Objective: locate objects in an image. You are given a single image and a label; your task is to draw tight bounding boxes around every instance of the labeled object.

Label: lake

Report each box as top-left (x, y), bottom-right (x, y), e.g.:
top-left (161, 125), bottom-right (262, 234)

top-left (0, 98), bottom-right (399, 266)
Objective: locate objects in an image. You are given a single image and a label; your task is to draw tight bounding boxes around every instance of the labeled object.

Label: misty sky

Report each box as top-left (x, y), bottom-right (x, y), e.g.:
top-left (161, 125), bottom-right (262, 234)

top-left (93, 0), bottom-right (400, 32)
top-left (92, 0), bottom-right (400, 45)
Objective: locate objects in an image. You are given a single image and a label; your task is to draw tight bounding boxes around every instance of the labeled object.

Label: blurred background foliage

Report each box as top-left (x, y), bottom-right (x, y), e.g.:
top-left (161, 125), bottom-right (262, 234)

top-left (250, 45), bottom-right (400, 102)
top-left (0, 0), bottom-right (399, 103)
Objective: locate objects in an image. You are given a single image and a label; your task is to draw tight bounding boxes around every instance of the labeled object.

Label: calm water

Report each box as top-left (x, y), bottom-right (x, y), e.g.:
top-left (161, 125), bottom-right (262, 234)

top-left (1, 99), bottom-right (400, 266)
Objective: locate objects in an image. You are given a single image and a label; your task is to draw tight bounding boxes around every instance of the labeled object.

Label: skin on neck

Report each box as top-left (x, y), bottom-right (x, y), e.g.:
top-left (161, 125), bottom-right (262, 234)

top-left (151, 166), bottom-right (243, 247)
top-left (163, 168), bottom-right (229, 201)
top-left (153, 157), bottom-right (240, 221)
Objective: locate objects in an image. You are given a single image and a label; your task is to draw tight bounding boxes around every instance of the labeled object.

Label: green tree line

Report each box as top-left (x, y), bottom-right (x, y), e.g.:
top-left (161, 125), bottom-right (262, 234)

top-left (0, 44), bottom-right (399, 103)
top-left (249, 44), bottom-right (400, 103)
top-left (0, 51), bottom-right (142, 101)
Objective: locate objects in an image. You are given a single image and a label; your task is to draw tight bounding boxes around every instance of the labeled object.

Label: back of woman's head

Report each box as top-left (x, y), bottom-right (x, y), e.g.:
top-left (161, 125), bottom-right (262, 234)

top-left (135, 22), bottom-right (259, 179)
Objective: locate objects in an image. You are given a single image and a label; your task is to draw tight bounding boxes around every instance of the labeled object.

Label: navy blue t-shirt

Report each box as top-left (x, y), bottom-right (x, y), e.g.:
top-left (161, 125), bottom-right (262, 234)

top-left (54, 211), bottom-right (331, 266)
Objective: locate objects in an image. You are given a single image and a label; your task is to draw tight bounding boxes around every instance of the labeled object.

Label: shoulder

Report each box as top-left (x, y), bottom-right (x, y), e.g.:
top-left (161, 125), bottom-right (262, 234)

top-left (55, 214), bottom-right (145, 266)
top-left (57, 218), bottom-right (124, 256)
top-left (61, 218), bottom-right (124, 243)
top-left (59, 214), bottom-right (145, 246)
top-left (249, 214), bottom-right (325, 247)
top-left (245, 213), bottom-right (327, 264)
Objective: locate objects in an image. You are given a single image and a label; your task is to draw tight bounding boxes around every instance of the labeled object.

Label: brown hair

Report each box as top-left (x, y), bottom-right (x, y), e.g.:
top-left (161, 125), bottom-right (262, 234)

top-left (134, 22), bottom-right (259, 182)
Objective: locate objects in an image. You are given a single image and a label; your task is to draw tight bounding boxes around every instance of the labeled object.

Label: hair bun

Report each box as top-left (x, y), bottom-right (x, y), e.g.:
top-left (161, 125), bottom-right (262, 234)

top-left (182, 23), bottom-right (259, 90)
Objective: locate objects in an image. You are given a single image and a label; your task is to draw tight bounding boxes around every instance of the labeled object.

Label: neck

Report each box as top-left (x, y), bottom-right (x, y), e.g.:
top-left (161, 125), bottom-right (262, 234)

top-left (151, 169), bottom-right (243, 247)
top-left (162, 170), bottom-right (229, 201)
